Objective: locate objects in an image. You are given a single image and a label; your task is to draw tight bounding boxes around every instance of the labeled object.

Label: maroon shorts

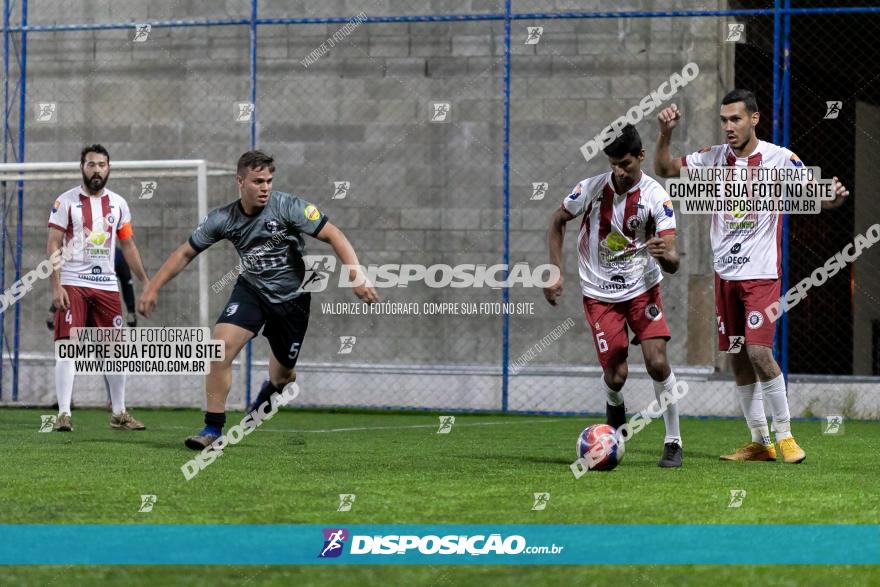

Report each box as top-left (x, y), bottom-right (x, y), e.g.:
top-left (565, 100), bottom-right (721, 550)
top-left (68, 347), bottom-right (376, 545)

top-left (54, 285), bottom-right (123, 341)
top-left (714, 275), bottom-right (780, 351)
top-left (582, 285), bottom-right (670, 370)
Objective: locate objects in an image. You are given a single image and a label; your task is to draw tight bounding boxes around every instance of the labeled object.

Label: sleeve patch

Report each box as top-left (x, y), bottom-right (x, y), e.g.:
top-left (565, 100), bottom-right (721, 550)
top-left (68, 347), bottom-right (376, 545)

top-left (304, 204), bottom-right (321, 221)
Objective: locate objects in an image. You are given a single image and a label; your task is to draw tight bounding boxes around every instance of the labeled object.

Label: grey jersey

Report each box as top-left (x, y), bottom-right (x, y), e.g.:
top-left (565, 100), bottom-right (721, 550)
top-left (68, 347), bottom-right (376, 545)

top-left (189, 191), bottom-right (328, 303)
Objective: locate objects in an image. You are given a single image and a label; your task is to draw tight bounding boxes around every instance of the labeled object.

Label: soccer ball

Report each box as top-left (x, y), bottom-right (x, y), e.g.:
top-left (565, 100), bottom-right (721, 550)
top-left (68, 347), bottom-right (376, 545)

top-left (576, 424), bottom-right (625, 471)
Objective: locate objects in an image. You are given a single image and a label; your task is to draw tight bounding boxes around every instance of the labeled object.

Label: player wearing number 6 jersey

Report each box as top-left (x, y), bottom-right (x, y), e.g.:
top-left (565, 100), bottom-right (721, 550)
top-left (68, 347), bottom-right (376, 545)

top-left (137, 150), bottom-right (379, 449)
top-left (545, 124), bottom-right (684, 468)
top-left (654, 89), bottom-right (850, 464)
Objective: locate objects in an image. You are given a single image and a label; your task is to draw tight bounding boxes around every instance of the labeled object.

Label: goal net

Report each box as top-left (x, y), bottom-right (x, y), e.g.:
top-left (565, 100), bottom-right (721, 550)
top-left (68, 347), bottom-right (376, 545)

top-left (0, 160), bottom-right (238, 406)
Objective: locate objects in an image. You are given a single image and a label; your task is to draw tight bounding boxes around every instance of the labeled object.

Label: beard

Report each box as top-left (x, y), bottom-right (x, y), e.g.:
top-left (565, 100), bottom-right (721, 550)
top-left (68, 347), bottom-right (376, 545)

top-left (82, 171), bottom-right (108, 193)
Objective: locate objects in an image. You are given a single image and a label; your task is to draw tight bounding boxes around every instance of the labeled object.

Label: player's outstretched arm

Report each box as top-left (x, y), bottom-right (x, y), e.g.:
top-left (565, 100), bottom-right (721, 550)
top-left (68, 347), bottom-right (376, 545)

top-left (137, 242), bottom-right (199, 318)
top-left (646, 234), bottom-right (680, 274)
top-left (544, 206), bottom-right (574, 306)
top-left (655, 104), bottom-right (683, 178)
top-left (821, 176), bottom-right (850, 210)
top-left (46, 228), bottom-right (70, 311)
top-left (314, 221), bottom-right (379, 304)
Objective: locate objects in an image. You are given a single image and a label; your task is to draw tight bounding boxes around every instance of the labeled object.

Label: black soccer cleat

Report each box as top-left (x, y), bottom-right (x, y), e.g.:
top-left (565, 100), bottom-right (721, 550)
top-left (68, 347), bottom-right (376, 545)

top-left (659, 442), bottom-right (683, 468)
top-left (606, 402), bottom-right (627, 430)
top-left (184, 426), bottom-right (221, 450)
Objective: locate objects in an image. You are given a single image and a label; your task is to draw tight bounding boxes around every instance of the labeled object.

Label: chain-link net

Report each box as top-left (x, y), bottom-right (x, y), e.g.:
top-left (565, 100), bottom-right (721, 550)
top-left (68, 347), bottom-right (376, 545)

top-left (1, 1), bottom-right (878, 419)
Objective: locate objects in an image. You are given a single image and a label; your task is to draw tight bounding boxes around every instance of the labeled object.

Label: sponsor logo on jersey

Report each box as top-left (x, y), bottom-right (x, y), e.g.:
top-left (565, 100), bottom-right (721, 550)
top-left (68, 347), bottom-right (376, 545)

top-left (747, 310), bottom-right (764, 329)
top-left (645, 303), bottom-right (662, 321)
top-left (225, 303), bottom-right (239, 316)
top-left (604, 231), bottom-right (628, 252)
top-left (304, 204), bottom-right (321, 221)
top-left (567, 185), bottom-right (581, 200)
top-left (52, 199), bottom-right (61, 213)
top-left (602, 274), bottom-right (628, 291)
top-left (91, 266), bottom-right (102, 274)
top-left (662, 200), bottom-right (674, 218)
top-left (265, 219), bottom-right (280, 233)
top-left (789, 153), bottom-right (803, 167)
top-left (719, 242), bottom-right (750, 266)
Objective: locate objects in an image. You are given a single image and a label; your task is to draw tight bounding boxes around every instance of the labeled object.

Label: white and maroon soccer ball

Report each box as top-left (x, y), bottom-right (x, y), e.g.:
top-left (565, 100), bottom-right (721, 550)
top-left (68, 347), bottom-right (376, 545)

top-left (576, 423), bottom-right (625, 471)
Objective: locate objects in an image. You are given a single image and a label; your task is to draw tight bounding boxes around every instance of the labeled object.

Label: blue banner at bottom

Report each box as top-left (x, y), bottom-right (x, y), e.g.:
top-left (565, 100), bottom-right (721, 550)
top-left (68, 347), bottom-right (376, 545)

top-left (1, 524), bottom-right (878, 565)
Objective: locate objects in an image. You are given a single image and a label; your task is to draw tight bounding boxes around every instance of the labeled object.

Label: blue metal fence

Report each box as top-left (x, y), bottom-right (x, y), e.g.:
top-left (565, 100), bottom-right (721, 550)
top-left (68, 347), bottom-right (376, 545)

top-left (1, 2), bottom-right (878, 406)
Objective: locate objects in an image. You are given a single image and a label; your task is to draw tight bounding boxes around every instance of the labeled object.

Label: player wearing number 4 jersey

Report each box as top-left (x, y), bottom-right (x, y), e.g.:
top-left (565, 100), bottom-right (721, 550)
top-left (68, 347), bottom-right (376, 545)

top-left (545, 124), bottom-right (684, 468)
top-left (655, 89), bottom-right (850, 464)
top-left (47, 144), bottom-right (151, 432)
top-left (137, 150), bottom-right (379, 450)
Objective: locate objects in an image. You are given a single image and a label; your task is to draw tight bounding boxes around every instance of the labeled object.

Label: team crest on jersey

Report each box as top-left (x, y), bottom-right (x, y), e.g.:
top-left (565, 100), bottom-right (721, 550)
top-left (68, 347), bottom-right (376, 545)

top-left (113, 315), bottom-right (123, 328)
top-left (265, 219), bottom-right (280, 233)
top-left (625, 215), bottom-right (641, 231)
top-left (789, 153), bottom-right (803, 168)
top-left (645, 303), bottom-right (662, 321)
top-left (662, 200), bottom-right (674, 218)
top-left (747, 310), bottom-right (764, 329)
top-left (106, 214), bottom-right (115, 225)
top-left (304, 204), bottom-right (321, 221)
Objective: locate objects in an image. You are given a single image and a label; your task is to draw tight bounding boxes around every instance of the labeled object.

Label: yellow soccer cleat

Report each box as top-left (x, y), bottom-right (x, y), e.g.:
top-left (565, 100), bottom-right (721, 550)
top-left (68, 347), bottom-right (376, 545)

top-left (777, 437), bottom-right (806, 464)
top-left (720, 442), bottom-right (777, 461)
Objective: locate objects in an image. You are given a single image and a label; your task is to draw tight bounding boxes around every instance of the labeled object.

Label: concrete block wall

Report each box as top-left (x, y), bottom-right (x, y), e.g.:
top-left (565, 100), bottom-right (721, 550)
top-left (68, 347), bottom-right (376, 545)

top-left (8, 1), bottom-right (729, 401)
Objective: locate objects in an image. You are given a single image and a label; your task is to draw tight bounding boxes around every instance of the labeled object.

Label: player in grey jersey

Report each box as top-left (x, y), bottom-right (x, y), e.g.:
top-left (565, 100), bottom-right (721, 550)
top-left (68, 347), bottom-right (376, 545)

top-left (138, 150), bottom-right (378, 448)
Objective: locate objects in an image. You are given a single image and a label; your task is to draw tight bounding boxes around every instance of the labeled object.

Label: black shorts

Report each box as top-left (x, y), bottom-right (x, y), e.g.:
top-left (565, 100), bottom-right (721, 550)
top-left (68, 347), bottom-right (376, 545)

top-left (216, 279), bottom-right (310, 369)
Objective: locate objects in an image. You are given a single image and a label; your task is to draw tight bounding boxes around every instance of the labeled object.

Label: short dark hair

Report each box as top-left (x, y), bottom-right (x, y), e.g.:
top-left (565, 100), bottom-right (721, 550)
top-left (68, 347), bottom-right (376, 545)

top-left (603, 124), bottom-right (642, 159)
top-left (237, 150), bottom-right (275, 177)
top-left (81, 144), bottom-right (110, 165)
top-left (721, 89), bottom-right (759, 114)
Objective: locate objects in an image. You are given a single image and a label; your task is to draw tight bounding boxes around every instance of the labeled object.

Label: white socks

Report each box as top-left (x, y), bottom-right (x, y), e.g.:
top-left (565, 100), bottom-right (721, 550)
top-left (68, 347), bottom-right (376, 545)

top-left (652, 372), bottom-right (682, 446)
top-left (601, 376), bottom-right (624, 406)
top-left (55, 359), bottom-right (75, 415)
top-left (105, 374), bottom-right (127, 416)
top-left (55, 360), bottom-right (128, 416)
top-left (761, 374), bottom-right (792, 440)
top-left (736, 382), bottom-right (771, 445)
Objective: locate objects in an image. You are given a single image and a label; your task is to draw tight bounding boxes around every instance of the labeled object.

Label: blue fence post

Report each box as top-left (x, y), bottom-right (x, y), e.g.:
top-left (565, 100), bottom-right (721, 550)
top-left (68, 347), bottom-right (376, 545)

top-left (780, 0), bottom-right (792, 384)
top-left (1, 0), bottom-right (9, 400)
top-left (500, 0), bottom-right (511, 412)
top-left (770, 0), bottom-right (781, 365)
top-left (12, 0), bottom-right (26, 401)
top-left (244, 0), bottom-right (257, 408)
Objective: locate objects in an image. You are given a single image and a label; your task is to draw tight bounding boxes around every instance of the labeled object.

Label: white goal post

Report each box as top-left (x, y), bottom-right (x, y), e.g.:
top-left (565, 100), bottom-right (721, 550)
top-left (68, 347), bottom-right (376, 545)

top-left (0, 159), bottom-right (236, 326)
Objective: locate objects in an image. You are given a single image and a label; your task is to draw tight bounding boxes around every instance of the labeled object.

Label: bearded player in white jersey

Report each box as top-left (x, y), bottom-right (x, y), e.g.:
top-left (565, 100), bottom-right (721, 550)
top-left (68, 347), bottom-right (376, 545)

top-left (654, 89), bottom-right (850, 464)
top-left (545, 124), bottom-right (684, 468)
top-left (47, 144), bottom-right (151, 432)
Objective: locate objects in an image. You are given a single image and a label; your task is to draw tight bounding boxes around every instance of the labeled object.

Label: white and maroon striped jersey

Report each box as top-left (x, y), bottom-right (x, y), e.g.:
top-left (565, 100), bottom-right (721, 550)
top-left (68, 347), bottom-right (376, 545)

top-left (47, 186), bottom-right (133, 290)
top-left (681, 139), bottom-right (803, 280)
top-left (562, 171), bottom-right (676, 303)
